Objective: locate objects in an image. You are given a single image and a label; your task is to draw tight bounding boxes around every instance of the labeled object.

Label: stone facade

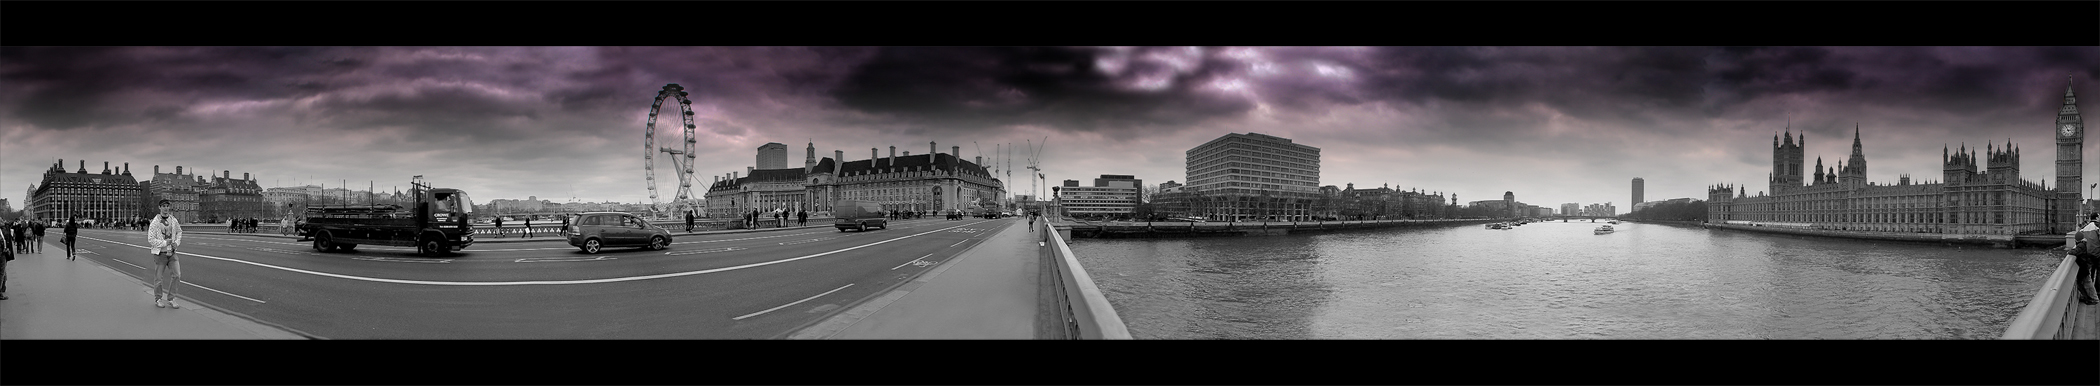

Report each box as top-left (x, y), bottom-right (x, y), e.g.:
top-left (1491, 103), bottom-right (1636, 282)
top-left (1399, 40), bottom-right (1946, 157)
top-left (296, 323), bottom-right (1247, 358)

top-left (31, 160), bottom-right (144, 224)
top-left (707, 142), bottom-right (1006, 219)
top-left (1709, 81), bottom-right (2082, 235)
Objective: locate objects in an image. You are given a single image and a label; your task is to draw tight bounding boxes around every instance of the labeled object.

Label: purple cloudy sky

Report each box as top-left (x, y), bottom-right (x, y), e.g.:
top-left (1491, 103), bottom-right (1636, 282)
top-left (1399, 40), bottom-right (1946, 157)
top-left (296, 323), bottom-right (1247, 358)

top-left (3, 47), bottom-right (2097, 211)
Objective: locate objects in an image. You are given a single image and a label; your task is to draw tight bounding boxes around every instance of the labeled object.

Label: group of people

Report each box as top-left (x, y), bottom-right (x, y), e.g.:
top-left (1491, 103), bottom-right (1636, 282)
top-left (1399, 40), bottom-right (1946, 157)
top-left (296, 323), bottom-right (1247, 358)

top-left (226, 218), bottom-right (265, 233)
top-left (0, 214), bottom-right (91, 301)
top-left (491, 216), bottom-right (535, 238)
top-left (742, 210), bottom-right (809, 229)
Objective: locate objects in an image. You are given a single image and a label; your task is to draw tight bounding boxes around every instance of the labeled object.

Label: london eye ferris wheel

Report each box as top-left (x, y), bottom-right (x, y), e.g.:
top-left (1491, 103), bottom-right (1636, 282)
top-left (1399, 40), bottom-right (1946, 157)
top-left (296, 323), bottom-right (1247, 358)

top-left (644, 84), bottom-right (699, 219)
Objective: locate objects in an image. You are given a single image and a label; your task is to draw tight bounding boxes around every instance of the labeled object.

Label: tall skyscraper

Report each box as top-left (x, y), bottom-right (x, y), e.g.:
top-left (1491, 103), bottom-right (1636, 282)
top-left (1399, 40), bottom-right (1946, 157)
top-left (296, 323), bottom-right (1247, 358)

top-left (1183, 132), bottom-right (1321, 221)
top-left (757, 142), bottom-right (789, 170)
top-left (1632, 177), bottom-right (1644, 205)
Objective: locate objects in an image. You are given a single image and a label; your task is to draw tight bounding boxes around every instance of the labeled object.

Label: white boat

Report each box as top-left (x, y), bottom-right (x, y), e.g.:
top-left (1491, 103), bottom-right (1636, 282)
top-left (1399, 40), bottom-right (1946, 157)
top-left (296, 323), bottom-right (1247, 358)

top-left (1594, 225), bottom-right (1614, 234)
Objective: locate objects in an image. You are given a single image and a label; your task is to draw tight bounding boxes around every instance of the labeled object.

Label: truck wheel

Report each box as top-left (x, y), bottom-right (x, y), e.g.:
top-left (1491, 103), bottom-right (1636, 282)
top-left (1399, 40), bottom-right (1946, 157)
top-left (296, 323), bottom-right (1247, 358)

top-left (421, 239), bottom-right (445, 257)
top-left (649, 236), bottom-right (669, 251)
top-left (313, 234), bottom-right (330, 252)
top-left (581, 239), bottom-right (602, 254)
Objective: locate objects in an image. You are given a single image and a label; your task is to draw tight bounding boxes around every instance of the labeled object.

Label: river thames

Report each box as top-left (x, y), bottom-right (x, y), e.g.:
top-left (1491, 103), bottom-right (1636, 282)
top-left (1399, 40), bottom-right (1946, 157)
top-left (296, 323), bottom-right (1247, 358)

top-left (1069, 220), bottom-right (2065, 339)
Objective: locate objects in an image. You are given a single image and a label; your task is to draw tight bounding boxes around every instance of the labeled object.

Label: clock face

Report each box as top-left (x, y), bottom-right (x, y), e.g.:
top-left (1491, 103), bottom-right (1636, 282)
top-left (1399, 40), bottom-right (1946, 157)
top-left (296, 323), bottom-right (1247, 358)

top-left (2066, 124), bottom-right (2079, 137)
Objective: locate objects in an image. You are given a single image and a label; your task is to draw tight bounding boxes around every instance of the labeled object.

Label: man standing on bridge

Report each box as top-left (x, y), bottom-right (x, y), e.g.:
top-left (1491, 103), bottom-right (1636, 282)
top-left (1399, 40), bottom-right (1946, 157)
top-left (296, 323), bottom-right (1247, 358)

top-left (147, 199), bottom-right (184, 309)
top-left (493, 216), bottom-right (504, 238)
top-left (29, 218), bottom-right (44, 254)
top-left (63, 216), bottom-right (78, 260)
top-left (685, 211), bottom-right (694, 233)
top-left (2076, 215), bottom-right (2100, 305)
top-left (798, 210), bottom-right (807, 227)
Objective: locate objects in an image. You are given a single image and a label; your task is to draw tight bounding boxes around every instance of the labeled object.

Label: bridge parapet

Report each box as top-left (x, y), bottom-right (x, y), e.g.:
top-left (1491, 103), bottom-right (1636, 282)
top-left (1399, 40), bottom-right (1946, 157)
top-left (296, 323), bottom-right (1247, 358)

top-left (1040, 220), bottom-right (1131, 339)
top-left (2001, 233), bottom-right (2097, 339)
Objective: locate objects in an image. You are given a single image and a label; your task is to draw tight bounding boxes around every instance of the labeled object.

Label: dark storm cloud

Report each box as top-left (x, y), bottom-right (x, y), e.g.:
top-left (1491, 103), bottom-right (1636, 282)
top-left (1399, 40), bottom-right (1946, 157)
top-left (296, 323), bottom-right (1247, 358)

top-left (826, 47), bottom-right (1254, 136)
top-left (0, 47), bottom-right (370, 130)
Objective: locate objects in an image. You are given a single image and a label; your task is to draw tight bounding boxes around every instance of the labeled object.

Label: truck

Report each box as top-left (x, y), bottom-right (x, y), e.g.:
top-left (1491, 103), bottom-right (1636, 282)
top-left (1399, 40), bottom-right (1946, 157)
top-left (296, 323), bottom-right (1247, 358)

top-left (298, 176), bottom-right (476, 256)
top-left (831, 200), bottom-right (889, 232)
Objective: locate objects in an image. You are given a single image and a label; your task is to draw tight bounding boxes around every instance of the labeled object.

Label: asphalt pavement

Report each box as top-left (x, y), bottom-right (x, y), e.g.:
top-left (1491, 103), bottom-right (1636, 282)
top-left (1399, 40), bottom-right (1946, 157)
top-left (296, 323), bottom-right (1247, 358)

top-left (4, 217), bottom-right (1034, 339)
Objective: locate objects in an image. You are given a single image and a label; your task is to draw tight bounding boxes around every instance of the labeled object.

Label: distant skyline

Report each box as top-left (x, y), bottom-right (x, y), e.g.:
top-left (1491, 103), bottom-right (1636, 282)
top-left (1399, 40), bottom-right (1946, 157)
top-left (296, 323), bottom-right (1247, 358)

top-left (4, 47), bottom-right (2096, 212)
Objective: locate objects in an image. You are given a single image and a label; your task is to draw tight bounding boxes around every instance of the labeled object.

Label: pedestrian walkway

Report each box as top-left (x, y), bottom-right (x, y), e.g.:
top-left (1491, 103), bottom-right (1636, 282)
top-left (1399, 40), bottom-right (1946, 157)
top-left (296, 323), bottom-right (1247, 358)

top-left (0, 239), bottom-right (308, 340)
top-left (792, 219), bottom-right (1046, 339)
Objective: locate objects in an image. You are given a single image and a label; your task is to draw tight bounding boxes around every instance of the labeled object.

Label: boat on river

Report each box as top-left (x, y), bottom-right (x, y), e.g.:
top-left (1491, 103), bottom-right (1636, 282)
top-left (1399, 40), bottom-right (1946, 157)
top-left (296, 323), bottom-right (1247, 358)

top-left (1594, 225), bottom-right (1615, 234)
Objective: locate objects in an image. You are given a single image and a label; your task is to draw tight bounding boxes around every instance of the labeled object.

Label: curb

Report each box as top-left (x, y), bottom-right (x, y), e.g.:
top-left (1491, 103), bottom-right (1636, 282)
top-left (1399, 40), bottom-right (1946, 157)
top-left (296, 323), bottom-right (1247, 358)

top-left (66, 241), bottom-right (319, 340)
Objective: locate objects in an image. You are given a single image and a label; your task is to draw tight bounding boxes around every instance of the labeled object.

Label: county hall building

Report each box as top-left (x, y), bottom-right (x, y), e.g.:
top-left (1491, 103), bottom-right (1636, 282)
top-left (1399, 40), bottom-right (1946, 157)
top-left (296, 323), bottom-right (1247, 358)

top-left (1708, 78), bottom-right (2085, 235)
top-left (705, 141), bottom-right (1006, 218)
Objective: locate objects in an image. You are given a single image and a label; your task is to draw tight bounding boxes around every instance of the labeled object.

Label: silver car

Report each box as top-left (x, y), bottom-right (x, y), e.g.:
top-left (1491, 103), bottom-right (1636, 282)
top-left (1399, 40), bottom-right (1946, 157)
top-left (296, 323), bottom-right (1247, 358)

top-left (563, 212), bottom-right (673, 254)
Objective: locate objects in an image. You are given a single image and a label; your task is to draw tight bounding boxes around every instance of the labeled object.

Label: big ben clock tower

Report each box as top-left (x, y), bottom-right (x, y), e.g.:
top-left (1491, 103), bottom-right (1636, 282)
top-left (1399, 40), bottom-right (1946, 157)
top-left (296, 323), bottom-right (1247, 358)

top-left (2057, 75), bottom-right (2084, 233)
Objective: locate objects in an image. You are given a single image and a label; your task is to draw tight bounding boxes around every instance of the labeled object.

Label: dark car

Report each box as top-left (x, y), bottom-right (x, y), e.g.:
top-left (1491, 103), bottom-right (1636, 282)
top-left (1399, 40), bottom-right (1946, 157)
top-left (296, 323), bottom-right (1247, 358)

top-left (832, 200), bottom-right (889, 232)
top-left (563, 212), bottom-right (673, 253)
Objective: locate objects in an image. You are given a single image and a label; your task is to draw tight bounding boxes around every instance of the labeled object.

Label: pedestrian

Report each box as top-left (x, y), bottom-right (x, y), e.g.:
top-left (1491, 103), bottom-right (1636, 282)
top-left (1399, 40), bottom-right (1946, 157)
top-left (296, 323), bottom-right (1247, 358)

top-left (9, 219), bottom-right (23, 253)
top-left (146, 200), bottom-right (184, 309)
top-left (2, 221), bottom-right (13, 300)
top-left (685, 211), bottom-right (695, 233)
top-left (523, 217), bottom-right (533, 238)
top-left (63, 216), bottom-right (78, 260)
top-left (2075, 215), bottom-right (2100, 305)
top-left (798, 210), bottom-right (808, 227)
top-left (493, 216), bottom-right (504, 238)
top-left (561, 214), bottom-right (570, 233)
top-left (30, 219), bottom-right (45, 254)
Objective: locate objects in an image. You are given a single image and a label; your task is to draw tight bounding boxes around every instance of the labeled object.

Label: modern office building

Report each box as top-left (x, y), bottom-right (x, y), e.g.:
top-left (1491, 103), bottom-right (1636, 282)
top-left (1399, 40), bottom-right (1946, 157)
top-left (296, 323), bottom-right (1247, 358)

top-left (756, 142), bottom-right (789, 170)
top-left (1059, 174), bottom-right (1144, 218)
top-left (1632, 177), bottom-right (1644, 207)
top-left (1180, 132), bottom-right (1321, 221)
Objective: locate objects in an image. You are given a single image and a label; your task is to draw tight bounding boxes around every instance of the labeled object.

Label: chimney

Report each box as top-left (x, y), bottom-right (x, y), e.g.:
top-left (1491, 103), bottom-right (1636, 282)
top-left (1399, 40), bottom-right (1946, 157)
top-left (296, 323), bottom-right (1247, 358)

top-left (156, 165), bottom-right (161, 174)
top-left (904, 151), bottom-right (911, 157)
top-left (103, 161), bottom-right (111, 174)
top-left (78, 160), bottom-right (85, 173)
top-left (952, 146), bottom-right (960, 158)
top-left (245, 173), bottom-right (251, 181)
top-left (931, 141), bottom-right (938, 156)
top-left (225, 170), bottom-right (231, 180)
top-left (177, 166), bottom-right (183, 175)
top-left (835, 150), bottom-right (844, 166)
top-left (748, 166), bottom-right (754, 175)
top-left (124, 163), bottom-right (130, 175)
top-left (871, 147), bottom-right (878, 162)
top-left (889, 146), bottom-right (896, 159)
top-left (733, 171), bottom-right (738, 181)
top-left (976, 156), bottom-right (983, 165)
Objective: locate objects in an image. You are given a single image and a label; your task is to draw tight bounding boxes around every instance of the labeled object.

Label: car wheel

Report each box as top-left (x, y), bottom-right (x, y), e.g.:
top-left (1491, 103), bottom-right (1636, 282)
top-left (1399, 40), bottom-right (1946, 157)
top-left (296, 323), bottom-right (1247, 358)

top-left (582, 239), bottom-right (601, 254)
top-left (858, 224), bottom-right (867, 232)
top-left (650, 237), bottom-right (668, 251)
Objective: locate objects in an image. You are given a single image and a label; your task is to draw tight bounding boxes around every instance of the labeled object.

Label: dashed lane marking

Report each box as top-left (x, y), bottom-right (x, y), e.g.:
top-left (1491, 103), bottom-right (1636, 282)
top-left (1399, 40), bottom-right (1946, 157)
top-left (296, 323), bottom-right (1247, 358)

top-left (351, 256), bottom-right (452, 264)
top-left (733, 284), bottom-right (854, 321)
top-left (666, 247), bottom-right (744, 256)
top-left (516, 256), bottom-right (615, 263)
top-left (779, 237), bottom-right (838, 246)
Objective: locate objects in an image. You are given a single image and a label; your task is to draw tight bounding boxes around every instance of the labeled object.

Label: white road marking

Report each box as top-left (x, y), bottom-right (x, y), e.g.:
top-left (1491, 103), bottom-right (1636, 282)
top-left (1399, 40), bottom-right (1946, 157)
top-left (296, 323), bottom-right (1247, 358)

top-left (110, 257), bottom-right (146, 270)
top-left (72, 220), bottom-right (996, 286)
top-left (949, 239), bottom-right (972, 248)
top-left (515, 256), bottom-right (615, 263)
top-left (733, 284), bottom-right (854, 321)
top-left (666, 247), bottom-right (743, 256)
top-left (891, 253), bottom-right (938, 270)
top-left (351, 256), bottom-right (452, 264)
top-left (182, 280), bottom-right (267, 303)
top-left (778, 237), bottom-right (836, 246)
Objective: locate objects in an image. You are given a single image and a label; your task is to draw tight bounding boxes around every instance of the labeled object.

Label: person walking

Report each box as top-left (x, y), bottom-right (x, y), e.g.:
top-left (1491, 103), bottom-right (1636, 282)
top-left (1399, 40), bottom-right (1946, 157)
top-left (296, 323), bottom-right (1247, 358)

top-left (523, 217), bottom-right (533, 238)
top-left (3, 221), bottom-right (13, 300)
top-left (798, 210), bottom-right (808, 227)
top-left (9, 219), bottom-right (24, 253)
top-left (685, 211), bottom-right (695, 233)
top-left (146, 200), bottom-right (184, 309)
top-left (30, 219), bottom-right (45, 254)
top-left (63, 216), bottom-right (78, 260)
top-left (493, 216), bottom-right (504, 238)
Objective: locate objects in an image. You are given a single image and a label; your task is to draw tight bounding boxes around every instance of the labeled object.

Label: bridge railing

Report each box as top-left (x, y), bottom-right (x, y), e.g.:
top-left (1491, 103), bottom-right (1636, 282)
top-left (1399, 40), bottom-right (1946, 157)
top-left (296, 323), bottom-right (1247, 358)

top-left (2001, 233), bottom-right (2086, 339)
top-left (1040, 220), bottom-right (1132, 339)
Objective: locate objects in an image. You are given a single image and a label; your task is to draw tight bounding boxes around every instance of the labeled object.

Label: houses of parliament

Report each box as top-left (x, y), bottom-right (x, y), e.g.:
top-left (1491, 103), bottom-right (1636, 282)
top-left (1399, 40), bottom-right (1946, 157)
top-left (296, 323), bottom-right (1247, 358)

top-left (1708, 78), bottom-right (2086, 236)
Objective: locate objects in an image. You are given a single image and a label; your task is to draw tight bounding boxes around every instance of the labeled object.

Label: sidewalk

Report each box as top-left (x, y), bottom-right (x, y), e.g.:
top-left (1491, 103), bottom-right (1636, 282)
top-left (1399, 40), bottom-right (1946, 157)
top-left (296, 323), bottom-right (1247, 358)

top-left (0, 239), bottom-right (309, 339)
top-left (791, 218), bottom-right (1047, 339)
